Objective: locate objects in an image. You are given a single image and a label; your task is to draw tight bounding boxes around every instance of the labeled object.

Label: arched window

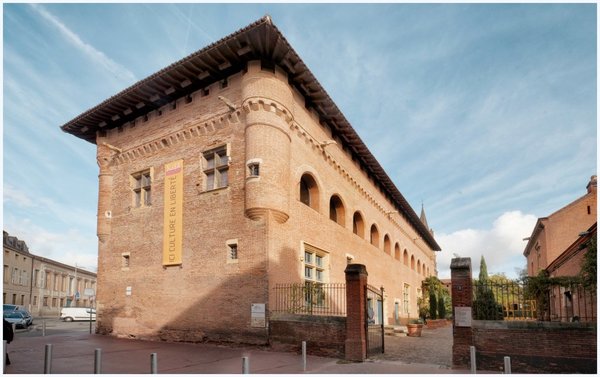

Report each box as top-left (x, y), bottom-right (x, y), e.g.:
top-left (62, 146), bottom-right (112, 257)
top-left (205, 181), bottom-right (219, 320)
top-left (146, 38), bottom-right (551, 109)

top-left (417, 260), bottom-right (421, 274)
top-left (370, 224), bottom-right (379, 247)
top-left (411, 255), bottom-right (415, 270)
top-left (383, 235), bottom-right (391, 254)
top-left (299, 174), bottom-right (319, 210)
top-left (403, 249), bottom-right (409, 266)
top-left (329, 195), bottom-right (345, 226)
top-left (394, 243), bottom-right (401, 260)
top-left (353, 212), bottom-right (365, 238)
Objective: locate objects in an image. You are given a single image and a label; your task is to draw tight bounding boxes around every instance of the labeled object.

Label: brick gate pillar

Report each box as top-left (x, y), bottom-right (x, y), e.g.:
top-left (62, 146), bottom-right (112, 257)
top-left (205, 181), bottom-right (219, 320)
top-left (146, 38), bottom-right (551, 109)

top-left (450, 257), bottom-right (473, 369)
top-left (344, 264), bottom-right (368, 361)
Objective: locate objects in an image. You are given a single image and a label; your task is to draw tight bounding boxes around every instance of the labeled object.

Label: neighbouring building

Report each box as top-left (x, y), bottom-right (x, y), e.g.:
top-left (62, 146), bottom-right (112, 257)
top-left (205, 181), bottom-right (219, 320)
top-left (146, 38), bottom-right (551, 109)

top-left (523, 175), bottom-right (597, 277)
top-left (3, 231), bottom-right (97, 317)
top-left (60, 16), bottom-right (441, 344)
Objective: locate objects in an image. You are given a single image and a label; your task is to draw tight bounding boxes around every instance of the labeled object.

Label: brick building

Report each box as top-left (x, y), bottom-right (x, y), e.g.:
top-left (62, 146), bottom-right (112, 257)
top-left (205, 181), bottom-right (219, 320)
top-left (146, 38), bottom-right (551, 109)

top-left (61, 17), bottom-right (441, 344)
top-left (3, 231), bottom-right (97, 317)
top-left (523, 175), bottom-right (597, 277)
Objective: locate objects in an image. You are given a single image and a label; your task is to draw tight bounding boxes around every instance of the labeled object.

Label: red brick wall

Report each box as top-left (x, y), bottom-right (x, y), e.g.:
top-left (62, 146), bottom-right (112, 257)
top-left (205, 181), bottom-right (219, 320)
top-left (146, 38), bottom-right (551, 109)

top-left (473, 321), bottom-right (597, 374)
top-left (269, 314), bottom-right (346, 358)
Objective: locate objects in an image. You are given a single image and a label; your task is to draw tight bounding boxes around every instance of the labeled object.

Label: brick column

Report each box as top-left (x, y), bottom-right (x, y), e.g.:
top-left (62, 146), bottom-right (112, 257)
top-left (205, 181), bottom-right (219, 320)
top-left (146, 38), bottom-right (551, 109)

top-left (345, 264), bottom-right (368, 361)
top-left (450, 257), bottom-right (473, 368)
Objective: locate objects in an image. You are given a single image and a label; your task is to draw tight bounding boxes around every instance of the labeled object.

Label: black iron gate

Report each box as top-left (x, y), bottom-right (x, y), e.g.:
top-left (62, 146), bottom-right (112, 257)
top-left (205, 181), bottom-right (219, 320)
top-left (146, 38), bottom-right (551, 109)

top-left (365, 284), bottom-right (384, 356)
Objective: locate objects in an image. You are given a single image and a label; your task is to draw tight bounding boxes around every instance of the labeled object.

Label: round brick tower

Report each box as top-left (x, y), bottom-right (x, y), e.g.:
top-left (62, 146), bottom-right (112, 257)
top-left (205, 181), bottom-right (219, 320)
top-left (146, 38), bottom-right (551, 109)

top-left (241, 61), bottom-right (292, 223)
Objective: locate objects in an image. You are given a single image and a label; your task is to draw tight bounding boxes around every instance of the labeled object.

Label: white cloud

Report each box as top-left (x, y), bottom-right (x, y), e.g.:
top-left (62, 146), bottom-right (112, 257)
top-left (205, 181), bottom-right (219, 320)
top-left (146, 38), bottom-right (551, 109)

top-left (4, 185), bottom-right (36, 208)
top-left (29, 4), bottom-right (136, 83)
top-left (436, 211), bottom-right (537, 279)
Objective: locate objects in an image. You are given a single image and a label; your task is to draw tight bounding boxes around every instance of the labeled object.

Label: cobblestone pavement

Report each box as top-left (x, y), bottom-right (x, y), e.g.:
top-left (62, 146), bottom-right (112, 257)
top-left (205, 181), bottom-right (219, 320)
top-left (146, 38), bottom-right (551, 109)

top-left (376, 326), bottom-right (453, 367)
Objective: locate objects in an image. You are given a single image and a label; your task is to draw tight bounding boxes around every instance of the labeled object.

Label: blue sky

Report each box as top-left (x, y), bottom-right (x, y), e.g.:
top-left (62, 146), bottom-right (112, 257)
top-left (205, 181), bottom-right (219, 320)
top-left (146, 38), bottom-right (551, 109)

top-left (3, 3), bottom-right (597, 279)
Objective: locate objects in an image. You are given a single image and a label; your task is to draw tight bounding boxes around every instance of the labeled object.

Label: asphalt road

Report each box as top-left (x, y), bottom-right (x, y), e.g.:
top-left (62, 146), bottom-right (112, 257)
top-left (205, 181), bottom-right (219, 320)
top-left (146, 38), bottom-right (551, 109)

top-left (14, 317), bottom-right (95, 338)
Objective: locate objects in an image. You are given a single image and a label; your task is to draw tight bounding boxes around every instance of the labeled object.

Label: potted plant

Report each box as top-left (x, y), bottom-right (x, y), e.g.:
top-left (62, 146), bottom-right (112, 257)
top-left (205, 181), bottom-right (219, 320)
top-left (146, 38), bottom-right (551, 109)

top-left (406, 319), bottom-right (423, 337)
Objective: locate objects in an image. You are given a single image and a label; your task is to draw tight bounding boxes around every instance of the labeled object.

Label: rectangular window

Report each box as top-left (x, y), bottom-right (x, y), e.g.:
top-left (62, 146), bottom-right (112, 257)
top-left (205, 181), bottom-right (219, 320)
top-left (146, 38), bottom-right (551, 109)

top-left (122, 253), bottom-right (130, 269)
top-left (33, 296), bottom-right (38, 306)
top-left (226, 239), bottom-right (238, 263)
top-left (34, 269), bottom-right (39, 287)
top-left (132, 170), bottom-right (152, 207)
top-left (303, 244), bottom-right (328, 284)
top-left (20, 295), bottom-right (25, 305)
top-left (403, 283), bottom-right (410, 315)
top-left (3, 265), bottom-right (8, 283)
top-left (12, 268), bottom-right (19, 284)
top-left (52, 298), bottom-right (57, 307)
top-left (12, 294), bottom-right (17, 304)
top-left (203, 146), bottom-right (230, 191)
top-left (229, 244), bottom-right (238, 260)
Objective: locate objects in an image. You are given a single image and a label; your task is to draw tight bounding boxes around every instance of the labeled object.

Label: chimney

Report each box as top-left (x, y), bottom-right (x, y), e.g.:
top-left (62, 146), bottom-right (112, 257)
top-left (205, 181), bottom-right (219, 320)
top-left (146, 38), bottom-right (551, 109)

top-left (586, 175), bottom-right (597, 194)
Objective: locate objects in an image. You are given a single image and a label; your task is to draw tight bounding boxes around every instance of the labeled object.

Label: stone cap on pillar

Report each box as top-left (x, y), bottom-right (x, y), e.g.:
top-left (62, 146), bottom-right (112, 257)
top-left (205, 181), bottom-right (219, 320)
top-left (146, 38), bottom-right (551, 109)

top-left (344, 263), bottom-right (368, 276)
top-left (450, 257), bottom-right (471, 270)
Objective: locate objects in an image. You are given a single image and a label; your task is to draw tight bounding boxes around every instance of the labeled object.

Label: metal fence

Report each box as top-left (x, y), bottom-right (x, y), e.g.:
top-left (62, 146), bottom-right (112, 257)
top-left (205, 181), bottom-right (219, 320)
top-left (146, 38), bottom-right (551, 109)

top-left (272, 282), bottom-right (346, 316)
top-left (472, 280), bottom-right (596, 323)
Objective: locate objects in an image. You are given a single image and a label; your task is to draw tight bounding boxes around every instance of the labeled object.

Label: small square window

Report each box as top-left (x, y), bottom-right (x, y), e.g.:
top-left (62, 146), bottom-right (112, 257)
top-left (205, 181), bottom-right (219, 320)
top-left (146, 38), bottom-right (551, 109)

top-left (248, 163), bottom-right (260, 177)
top-left (229, 244), bottom-right (238, 260)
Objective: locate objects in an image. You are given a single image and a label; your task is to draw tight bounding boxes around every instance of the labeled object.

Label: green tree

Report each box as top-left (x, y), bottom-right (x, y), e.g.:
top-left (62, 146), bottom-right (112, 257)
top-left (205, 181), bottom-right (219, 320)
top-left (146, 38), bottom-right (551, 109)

top-left (580, 235), bottom-right (597, 293)
top-left (429, 290), bottom-right (437, 320)
top-left (473, 256), bottom-right (504, 320)
top-left (438, 295), bottom-right (446, 319)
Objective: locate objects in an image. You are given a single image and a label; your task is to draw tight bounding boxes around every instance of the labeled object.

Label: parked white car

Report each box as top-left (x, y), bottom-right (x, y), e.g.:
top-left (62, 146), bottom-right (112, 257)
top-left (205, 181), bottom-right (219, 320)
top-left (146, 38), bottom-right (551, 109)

top-left (60, 307), bottom-right (96, 322)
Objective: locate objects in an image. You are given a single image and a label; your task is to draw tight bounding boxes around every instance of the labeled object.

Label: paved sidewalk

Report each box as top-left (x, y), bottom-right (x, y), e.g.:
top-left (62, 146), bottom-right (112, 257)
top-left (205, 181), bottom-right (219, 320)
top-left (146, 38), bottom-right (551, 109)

top-left (3, 332), bottom-right (474, 374)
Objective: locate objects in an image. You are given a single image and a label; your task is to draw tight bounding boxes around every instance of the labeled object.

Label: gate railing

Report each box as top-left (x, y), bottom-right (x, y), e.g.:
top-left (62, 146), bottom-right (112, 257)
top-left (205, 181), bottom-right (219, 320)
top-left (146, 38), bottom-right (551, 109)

top-left (365, 284), bottom-right (384, 356)
top-left (472, 280), bottom-right (596, 322)
top-left (272, 282), bottom-right (346, 316)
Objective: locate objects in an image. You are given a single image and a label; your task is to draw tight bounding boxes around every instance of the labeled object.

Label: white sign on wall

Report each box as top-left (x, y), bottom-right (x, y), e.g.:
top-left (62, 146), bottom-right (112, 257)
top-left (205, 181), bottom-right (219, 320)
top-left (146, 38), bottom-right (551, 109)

top-left (454, 307), bottom-right (472, 327)
top-left (251, 303), bottom-right (266, 328)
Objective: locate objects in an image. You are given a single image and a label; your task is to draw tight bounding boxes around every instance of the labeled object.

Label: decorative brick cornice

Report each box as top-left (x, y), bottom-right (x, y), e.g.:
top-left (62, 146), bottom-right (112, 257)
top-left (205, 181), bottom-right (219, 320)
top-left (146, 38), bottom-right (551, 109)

top-left (111, 109), bottom-right (241, 166)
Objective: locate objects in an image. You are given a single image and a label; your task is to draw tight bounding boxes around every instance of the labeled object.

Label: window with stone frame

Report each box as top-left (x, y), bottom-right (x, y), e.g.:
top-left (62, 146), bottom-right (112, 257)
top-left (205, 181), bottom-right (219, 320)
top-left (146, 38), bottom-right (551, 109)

top-left (132, 169), bottom-right (152, 207)
top-left (303, 244), bottom-right (328, 284)
top-left (403, 283), bottom-right (410, 315)
top-left (203, 145), bottom-right (230, 191)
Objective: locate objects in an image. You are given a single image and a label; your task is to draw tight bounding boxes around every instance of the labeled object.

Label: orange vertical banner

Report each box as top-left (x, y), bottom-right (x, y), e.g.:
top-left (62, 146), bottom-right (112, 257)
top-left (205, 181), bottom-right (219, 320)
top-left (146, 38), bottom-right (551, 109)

top-left (163, 159), bottom-right (183, 266)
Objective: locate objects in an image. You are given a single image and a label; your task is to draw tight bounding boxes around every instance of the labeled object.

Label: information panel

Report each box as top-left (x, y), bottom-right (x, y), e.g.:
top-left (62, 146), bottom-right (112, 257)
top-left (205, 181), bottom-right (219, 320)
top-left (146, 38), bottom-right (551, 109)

top-left (454, 306), bottom-right (472, 327)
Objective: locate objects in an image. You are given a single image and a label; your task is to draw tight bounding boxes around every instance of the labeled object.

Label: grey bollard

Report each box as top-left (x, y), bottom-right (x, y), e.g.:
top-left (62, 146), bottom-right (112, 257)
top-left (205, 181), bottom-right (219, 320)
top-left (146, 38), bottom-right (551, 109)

top-left (44, 344), bottom-right (53, 374)
top-left (470, 345), bottom-right (476, 374)
top-left (242, 356), bottom-right (250, 374)
top-left (504, 356), bottom-right (511, 374)
top-left (42, 320), bottom-right (46, 337)
top-left (302, 341), bottom-right (307, 371)
top-left (150, 353), bottom-right (158, 374)
top-left (94, 348), bottom-right (102, 374)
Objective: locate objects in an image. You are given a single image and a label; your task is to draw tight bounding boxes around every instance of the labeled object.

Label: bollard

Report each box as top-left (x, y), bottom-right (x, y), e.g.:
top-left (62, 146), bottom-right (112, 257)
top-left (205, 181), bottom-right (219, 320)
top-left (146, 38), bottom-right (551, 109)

top-left (94, 349), bottom-right (102, 374)
top-left (242, 356), bottom-right (250, 374)
top-left (3, 340), bottom-right (7, 369)
top-left (504, 356), bottom-right (511, 374)
top-left (44, 344), bottom-right (53, 374)
top-left (42, 320), bottom-right (46, 337)
top-left (302, 341), bottom-right (307, 371)
top-left (150, 353), bottom-right (158, 374)
top-left (470, 346), bottom-right (476, 374)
